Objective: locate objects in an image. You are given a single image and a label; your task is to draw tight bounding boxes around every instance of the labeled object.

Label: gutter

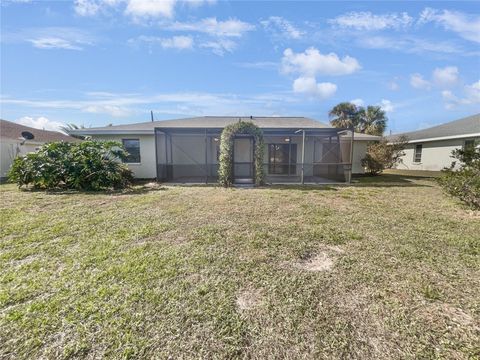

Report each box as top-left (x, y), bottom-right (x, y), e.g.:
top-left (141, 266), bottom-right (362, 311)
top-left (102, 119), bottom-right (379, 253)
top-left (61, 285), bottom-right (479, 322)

top-left (389, 132), bottom-right (480, 144)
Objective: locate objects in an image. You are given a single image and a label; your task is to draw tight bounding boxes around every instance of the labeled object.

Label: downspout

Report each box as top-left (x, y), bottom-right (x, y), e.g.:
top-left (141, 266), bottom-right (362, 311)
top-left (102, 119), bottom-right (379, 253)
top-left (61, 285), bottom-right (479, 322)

top-left (154, 128), bottom-right (159, 181)
top-left (301, 130), bottom-right (306, 184)
top-left (205, 128), bottom-right (208, 184)
top-left (349, 127), bottom-right (354, 183)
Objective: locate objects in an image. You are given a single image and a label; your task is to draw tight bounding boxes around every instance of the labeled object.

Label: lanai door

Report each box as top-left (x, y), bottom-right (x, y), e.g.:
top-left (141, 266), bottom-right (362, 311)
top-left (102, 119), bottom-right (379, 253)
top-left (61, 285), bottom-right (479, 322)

top-left (233, 136), bottom-right (254, 183)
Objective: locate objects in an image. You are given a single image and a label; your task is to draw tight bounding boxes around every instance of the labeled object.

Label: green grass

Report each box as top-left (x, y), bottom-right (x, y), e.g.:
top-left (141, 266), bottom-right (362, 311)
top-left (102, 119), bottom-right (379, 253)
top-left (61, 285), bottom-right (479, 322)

top-left (1, 175), bottom-right (479, 359)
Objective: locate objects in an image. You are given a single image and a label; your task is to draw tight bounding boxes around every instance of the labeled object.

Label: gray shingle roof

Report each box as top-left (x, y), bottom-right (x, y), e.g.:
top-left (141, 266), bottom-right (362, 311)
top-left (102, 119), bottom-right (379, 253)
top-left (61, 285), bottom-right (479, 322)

top-left (0, 119), bottom-right (79, 143)
top-left (387, 113), bottom-right (480, 142)
top-left (72, 116), bottom-right (380, 140)
top-left (73, 116), bottom-right (331, 134)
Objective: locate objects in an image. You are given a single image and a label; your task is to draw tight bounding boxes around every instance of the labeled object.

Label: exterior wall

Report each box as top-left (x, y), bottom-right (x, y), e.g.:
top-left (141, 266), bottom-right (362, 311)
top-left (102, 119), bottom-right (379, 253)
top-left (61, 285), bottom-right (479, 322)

top-left (89, 133), bottom-right (370, 179)
top-left (395, 137), bottom-right (479, 171)
top-left (91, 134), bottom-right (157, 179)
top-left (352, 141), bottom-right (367, 174)
top-left (1, 139), bottom-right (41, 179)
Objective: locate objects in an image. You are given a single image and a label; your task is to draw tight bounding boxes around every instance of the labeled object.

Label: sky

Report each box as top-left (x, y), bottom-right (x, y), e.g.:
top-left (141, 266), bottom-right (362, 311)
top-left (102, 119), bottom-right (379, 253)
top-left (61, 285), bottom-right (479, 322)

top-left (1, 0), bottom-right (479, 134)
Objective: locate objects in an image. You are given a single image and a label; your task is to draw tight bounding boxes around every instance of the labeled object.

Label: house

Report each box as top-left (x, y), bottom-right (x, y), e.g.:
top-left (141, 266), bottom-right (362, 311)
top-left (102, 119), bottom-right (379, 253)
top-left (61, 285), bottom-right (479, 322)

top-left (0, 119), bottom-right (79, 180)
top-left (387, 114), bottom-right (479, 171)
top-left (72, 116), bottom-right (379, 184)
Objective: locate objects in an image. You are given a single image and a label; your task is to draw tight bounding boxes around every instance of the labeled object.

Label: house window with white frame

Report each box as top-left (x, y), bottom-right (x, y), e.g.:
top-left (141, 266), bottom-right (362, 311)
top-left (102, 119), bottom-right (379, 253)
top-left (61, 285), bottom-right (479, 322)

top-left (413, 144), bottom-right (422, 163)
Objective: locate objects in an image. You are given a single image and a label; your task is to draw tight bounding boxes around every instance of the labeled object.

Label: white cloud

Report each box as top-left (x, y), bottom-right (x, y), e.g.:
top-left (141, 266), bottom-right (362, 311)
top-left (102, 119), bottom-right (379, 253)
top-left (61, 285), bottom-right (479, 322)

top-left (379, 99), bottom-right (394, 112)
top-left (442, 79), bottom-right (480, 109)
top-left (329, 11), bottom-right (413, 31)
top-left (1, 91), bottom-right (299, 118)
top-left (160, 35), bottom-right (193, 49)
top-left (200, 39), bottom-right (236, 56)
top-left (261, 16), bottom-right (304, 39)
top-left (410, 73), bottom-right (431, 90)
top-left (74, 0), bottom-right (215, 20)
top-left (358, 35), bottom-right (465, 55)
top-left (83, 105), bottom-right (132, 117)
top-left (125, 0), bottom-right (177, 19)
top-left (281, 47), bottom-right (361, 77)
top-left (168, 17), bottom-right (254, 37)
top-left (419, 8), bottom-right (480, 43)
top-left (350, 98), bottom-right (364, 107)
top-left (29, 37), bottom-right (83, 50)
top-left (16, 116), bottom-right (64, 131)
top-left (18, 27), bottom-right (95, 50)
top-left (432, 66), bottom-right (459, 87)
top-left (132, 35), bottom-right (193, 50)
top-left (74, 0), bottom-right (101, 16)
top-left (292, 77), bottom-right (337, 99)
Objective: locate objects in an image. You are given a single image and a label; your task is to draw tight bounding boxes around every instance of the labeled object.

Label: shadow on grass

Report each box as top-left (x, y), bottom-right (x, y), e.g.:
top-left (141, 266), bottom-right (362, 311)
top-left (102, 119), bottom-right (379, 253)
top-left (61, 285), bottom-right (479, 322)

top-left (9, 173), bottom-right (435, 195)
top-left (16, 182), bottom-right (168, 196)
top-left (351, 173), bottom-right (435, 188)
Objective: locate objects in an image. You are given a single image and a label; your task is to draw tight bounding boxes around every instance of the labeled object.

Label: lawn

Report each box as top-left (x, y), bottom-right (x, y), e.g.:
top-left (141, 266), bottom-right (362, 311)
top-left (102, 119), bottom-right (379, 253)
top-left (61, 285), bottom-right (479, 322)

top-left (1, 175), bottom-right (479, 359)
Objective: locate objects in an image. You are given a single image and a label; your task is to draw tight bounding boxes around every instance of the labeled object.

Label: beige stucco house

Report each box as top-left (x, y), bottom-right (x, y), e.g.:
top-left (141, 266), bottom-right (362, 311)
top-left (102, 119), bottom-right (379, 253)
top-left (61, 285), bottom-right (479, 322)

top-left (73, 116), bottom-right (378, 184)
top-left (388, 114), bottom-right (479, 171)
top-left (0, 119), bottom-right (78, 180)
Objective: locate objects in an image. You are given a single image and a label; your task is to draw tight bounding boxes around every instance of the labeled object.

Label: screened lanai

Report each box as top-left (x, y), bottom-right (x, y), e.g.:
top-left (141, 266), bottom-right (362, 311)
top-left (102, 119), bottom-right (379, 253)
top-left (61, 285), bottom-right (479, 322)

top-left (155, 126), bottom-right (354, 184)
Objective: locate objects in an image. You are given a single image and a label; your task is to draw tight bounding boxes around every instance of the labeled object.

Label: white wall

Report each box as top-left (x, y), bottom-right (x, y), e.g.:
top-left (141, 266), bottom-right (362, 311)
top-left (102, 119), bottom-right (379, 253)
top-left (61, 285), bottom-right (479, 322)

top-left (395, 137), bottom-right (479, 171)
top-left (1, 139), bottom-right (41, 179)
top-left (352, 141), bottom-right (368, 174)
top-left (93, 134), bottom-right (157, 178)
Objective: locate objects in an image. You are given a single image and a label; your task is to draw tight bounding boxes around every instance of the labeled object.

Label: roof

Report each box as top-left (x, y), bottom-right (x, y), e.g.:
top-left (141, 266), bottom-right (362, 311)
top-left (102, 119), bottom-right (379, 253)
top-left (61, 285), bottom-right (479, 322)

top-left (71, 115), bottom-right (379, 140)
top-left (387, 113), bottom-right (480, 143)
top-left (0, 119), bottom-right (78, 143)
top-left (73, 116), bottom-right (331, 134)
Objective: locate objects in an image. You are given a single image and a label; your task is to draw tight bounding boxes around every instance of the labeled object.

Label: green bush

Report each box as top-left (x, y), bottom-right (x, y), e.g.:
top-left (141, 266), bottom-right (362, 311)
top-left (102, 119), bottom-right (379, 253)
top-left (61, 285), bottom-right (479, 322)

top-left (218, 121), bottom-right (264, 187)
top-left (437, 144), bottom-right (480, 209)
top-left (8, 140), bottom-right (134, 191)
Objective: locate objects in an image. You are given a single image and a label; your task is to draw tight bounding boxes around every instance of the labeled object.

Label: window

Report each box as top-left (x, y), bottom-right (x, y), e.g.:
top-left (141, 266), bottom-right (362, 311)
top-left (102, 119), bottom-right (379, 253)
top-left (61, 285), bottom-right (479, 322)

top-left (413, 144), bottom-right (422, 163)
top-left (464, 139), bottom-right (475, 150)
top-left (268, 143), bottom-right (297, 175)
top-left (122, 139), bottom-right (141, 163)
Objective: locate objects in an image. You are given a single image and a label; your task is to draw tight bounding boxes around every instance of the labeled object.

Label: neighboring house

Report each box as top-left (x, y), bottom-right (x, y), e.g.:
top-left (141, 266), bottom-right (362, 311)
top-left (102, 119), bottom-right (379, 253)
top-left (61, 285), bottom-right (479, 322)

top-left (73, 116), bottom-right (379, 184)
top-left (388, 114), bottom-right (479, 171)
top-left (0, 119), bottom-right (78, 180)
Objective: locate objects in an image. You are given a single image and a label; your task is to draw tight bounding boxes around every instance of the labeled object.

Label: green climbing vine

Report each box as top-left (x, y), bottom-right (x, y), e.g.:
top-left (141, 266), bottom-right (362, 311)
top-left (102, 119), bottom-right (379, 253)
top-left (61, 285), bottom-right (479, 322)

top-left (218, 121), bottom-right (265, 187)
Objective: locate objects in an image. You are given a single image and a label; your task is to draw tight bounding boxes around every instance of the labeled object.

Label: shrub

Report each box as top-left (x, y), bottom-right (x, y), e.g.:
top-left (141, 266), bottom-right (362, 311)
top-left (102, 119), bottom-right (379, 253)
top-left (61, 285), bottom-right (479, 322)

top-left (437, 144), bottom-right (480, 209)
top-left (361, 135), bottom-right (408, 175)
top-left (218, 121), bottom-right (264, 187)
top-left (8, 140), bottom-right (134, 191)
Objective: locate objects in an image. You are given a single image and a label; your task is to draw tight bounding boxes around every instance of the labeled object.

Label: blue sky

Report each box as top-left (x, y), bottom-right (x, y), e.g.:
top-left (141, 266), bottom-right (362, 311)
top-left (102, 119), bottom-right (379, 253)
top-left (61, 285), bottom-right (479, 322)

top-left (1, 0), bottom-right (479, 134)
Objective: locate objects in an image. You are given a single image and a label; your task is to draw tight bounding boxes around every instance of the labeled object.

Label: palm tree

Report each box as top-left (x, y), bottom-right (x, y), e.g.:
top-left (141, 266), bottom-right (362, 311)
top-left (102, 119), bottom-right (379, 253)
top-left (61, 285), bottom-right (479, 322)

top-left (357, 106), bottom-right (387, 136)
top-left (328, 102), bottom-right (360, 129)
top-left (60, 123), bottom-right (86, 140)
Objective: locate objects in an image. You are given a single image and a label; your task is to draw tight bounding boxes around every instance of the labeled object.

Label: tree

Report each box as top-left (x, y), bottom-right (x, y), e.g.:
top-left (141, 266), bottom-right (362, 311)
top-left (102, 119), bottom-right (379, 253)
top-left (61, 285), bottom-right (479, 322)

top-left (361, 136), bottom-right (408, 175)
top-left (329, 103), bottom-right (388, 136)
top-left (328, 102), bottom-right (360, 129)
top-left (437, 142), bottom-right (480, 209)
top-left (357, 106), bottom-right (387, 136)
top-left (60, 123), bottom-right (86, 140)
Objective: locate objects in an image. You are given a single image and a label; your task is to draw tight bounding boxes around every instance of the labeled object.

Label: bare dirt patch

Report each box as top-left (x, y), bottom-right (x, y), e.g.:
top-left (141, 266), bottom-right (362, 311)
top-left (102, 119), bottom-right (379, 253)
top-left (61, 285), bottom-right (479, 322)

top-left (293, 252), bottom-right (335, 272)
top-left (236, 288), bottom-right (263, 311)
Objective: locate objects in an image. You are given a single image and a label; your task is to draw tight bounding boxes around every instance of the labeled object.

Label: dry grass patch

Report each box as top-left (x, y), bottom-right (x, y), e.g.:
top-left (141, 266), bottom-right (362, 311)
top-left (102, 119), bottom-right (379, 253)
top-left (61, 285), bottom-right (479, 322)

top-left (292, 252), bottom-right (336, 272)
top-left (1, 175), bottom-right (479, 359)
